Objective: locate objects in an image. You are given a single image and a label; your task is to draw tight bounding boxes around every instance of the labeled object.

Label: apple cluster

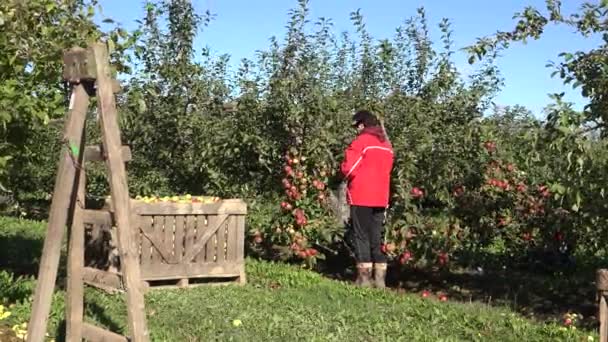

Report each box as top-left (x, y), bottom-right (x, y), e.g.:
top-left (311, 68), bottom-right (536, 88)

top-left (278, 149), bottom-right (331, 259)
top-left (133, 194), bottom-right (221, 204)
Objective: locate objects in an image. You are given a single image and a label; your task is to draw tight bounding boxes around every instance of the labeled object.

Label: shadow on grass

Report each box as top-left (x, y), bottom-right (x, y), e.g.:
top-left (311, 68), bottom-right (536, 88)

top-left (85, 301), bottom-right (125, 335)
top-left (0, 234), bottom-right (45, 277)
top-left (0, 234), bottom-right (68, 282)
top-left (319, 242), bottom-right (602, 330)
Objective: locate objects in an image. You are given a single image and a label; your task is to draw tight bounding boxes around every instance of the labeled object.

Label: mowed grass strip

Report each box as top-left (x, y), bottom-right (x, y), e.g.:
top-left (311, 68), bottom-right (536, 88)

top-left (84, 259), bottom-right (595, 342)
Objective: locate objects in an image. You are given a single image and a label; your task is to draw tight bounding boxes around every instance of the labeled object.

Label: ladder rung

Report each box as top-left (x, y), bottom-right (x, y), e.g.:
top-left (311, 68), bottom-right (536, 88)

top-left (82, 322), bottom-right (128, 342)
top-left (84, 145), bottom-right (132, 162)
top-left (83, 267), bottom-right (123, 293)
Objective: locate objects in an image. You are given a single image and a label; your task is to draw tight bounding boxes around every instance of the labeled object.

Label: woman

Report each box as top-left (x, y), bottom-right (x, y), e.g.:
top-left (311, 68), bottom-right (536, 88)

top-left (340, 110), bottom-right (394, 288)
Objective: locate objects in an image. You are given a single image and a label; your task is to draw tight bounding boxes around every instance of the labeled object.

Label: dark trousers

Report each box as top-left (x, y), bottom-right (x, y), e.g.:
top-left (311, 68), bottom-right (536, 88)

top-left (350, 205), bottom-right (387, 264)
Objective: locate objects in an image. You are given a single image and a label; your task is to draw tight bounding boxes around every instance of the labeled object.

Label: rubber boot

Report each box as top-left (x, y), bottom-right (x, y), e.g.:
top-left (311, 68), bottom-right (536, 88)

top-left (373, 263), bottom-right (387, 289)
top-left (355, 263), bottom-right (372, 287)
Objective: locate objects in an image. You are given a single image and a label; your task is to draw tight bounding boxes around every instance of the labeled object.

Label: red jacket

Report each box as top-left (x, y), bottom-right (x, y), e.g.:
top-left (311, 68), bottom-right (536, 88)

top-left (340, 126), bottom-right (394, 207)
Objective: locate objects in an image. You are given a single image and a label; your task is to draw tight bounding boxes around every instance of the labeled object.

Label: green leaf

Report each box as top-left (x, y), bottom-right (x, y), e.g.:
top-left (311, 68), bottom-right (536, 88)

top-left (108, 39), bottom-right (115, 54)
top-left (551, 183), bottom-right (566, 195)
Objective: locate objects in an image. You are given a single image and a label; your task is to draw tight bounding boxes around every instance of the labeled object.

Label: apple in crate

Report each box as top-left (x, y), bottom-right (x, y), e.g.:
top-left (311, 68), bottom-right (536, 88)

top-left (133, 195), bottom-right (221, 204)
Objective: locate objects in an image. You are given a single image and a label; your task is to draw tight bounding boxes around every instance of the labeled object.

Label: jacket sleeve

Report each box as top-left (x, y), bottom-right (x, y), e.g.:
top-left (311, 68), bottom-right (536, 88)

top-left (340, 137), bottom-right (365, 179)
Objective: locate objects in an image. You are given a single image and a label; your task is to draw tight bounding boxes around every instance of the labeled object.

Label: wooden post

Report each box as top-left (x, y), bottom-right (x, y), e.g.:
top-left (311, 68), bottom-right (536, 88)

top-left (65, 124), bottom-right (86, 342)
top-left (598, 269), bottom-right (608, 342)
top-left (27, 84), bottom-right (90, 342)
top-left (92, 42), bottom-right (150, 342)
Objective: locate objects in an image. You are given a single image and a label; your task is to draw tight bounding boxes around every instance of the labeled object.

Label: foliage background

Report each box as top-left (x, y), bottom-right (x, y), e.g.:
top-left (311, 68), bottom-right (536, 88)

top-left (2, 0), bottom-right (608, 274)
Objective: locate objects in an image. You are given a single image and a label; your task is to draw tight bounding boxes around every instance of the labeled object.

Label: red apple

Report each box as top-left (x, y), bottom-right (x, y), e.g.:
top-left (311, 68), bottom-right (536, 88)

top-left (483, 141), bottom-right (496, 153)
top-left (437, 252), bottom-right (448, 266)
top-left (501, 180), bottom-right (510, 190)
top-left (421, 290), bottom-right (430, 298)
top-left (298, 250), bottom-right (308, 259)
top-left (307, 248), bottom-right (318, 257)
top-left (282, 178), bottom-right (291, 188)
top-left (385, 243), bottom-right (396, 253)
top-left (538, 185), bottom-right (551, 198)
top-left (452, 185), bottom-right (464, 197)
top-left (399, 251), bottom-right (412, 264)
top-left (281, 202), bottom-right (293, 211)
top-left (439, 294), bottom-right (448, 302)
top-left (506, 163), bottom-right (515, 172)
top-left (516, 183), bottom-right (527, 193)
top-left (497, 217), bottom-right (508, 227)
top-left (410, 187), bottom-right (424, 199)
top-left (296, 171), bottom-right (304, 179)
top-left (314, 180), bottom-right (325, 190)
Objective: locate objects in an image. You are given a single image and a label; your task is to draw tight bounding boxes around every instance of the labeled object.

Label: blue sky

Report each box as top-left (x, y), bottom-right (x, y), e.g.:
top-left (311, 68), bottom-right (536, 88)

top-left (96, 0), bottom-right (601, 117)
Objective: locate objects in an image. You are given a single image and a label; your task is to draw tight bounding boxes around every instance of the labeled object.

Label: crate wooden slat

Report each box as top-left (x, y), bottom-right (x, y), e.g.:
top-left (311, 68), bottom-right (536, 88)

top-left (195, 215), bottom-right (207, 263)
top-left (185, 216), bottom-right (197, 262)
top-left (140, 216), bottom-right (153, 266)
top-left (140, 261), bottom-right (242, 280)
top-left (174, 215), bottom-right (185, 263)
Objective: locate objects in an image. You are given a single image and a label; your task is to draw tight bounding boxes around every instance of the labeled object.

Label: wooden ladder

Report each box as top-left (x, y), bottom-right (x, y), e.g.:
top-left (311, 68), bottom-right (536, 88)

top-left (26, 42), bottom-right (150, 342)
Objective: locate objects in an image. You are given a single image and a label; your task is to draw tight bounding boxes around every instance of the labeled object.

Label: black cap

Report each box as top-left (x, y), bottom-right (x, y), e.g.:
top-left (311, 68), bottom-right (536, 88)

top-left (352, 110), bottom-right (379, 127)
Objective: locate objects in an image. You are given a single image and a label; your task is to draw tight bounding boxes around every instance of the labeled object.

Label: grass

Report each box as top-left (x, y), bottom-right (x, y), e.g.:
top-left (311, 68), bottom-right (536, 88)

top-left (75, 259), bottom-right (594, 342)
top-left (0, 216), bottom-right (599, 341)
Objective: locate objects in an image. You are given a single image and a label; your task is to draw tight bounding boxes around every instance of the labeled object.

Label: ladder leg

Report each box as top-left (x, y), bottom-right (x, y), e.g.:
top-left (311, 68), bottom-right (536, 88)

top-left (66, 127), bottom-right (86, 342)
top-left (92, 42), bottom-right (149, 342)
top-left (27, 85), bottom-right (90, 342)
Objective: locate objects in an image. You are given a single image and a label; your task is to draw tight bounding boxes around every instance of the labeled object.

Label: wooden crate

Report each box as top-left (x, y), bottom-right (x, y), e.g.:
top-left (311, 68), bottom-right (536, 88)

top-left (83, 198), bottom-right (247, 289)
